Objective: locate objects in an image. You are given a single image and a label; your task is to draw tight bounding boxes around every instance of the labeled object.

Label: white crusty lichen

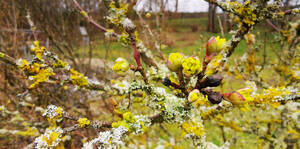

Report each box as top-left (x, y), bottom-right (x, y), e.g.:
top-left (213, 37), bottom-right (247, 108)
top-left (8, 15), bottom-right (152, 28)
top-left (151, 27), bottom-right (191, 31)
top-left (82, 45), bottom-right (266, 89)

top-left (122, 18), bottom-right (135, 30)
top-left (42, 105), bottom-right (63, 119)
top-left (83, 126), bottom-right (128, 149)
top-left (147, 64), bottom-right (173, 81)
top-left (151, 87), bottom-right (189, 122)
top-left (34, 127), bottom-right (64, 149)
top-left (111, 80), bottom-right (131, 94)
top-left (131, 115), bottom-right (151, 134)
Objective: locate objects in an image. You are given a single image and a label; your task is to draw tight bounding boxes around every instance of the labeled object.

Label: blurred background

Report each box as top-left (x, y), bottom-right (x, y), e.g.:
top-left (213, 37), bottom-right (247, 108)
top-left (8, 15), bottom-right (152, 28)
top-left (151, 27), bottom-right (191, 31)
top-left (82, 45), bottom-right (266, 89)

top-left (0, 0), bottom-right (299, 148)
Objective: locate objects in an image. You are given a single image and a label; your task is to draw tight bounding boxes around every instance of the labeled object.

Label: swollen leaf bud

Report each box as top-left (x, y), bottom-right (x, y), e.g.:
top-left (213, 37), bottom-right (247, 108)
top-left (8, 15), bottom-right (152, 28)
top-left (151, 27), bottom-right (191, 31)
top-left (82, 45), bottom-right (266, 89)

top-left (205, 74), bottom-right (223, 87)
top-left (223, 92), bottom-right (245, 105)
top-left (205, 36), bottom-right (226, 61)
top-left (223, 88), bottom-right (254, 105)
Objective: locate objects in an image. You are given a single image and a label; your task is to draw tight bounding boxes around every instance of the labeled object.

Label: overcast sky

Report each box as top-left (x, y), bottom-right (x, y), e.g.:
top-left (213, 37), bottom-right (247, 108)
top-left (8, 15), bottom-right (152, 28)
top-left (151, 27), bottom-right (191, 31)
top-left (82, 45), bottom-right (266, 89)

top-left (136, 0), bottom-right (211, 12)
top-left (135, 0), bottom-right (300, 12)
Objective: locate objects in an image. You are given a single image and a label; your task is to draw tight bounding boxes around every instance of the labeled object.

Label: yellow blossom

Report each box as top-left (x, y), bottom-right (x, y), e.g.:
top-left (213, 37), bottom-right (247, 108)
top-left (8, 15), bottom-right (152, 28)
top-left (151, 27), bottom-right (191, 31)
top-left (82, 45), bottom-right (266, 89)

top-left (167, 52), bottom-right (184, 72)
top-left (182, 57), bottom-right (201, 77)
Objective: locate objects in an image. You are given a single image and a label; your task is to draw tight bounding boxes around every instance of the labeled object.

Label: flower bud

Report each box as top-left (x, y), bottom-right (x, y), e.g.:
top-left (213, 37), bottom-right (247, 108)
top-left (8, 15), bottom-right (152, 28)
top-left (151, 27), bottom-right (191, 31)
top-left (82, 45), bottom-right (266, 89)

top-left (198, 74), bottom-right (223, 88)
top-left (188, 89), bottom-right (200, 103)
top-left (112, 57), bottom-right (130, 74)
top-left (223, 88), bottom-right (253, 105)
top-left (207, 92), bottom-right (223, 104)
top-left (223, 92), bottom-right (245, 105)
top-left (182, 57), bottom-right (202, 77)
top-left (205, 36), bottom-right (226, 61)
top-left (167, 52), bottom-right (184, 72)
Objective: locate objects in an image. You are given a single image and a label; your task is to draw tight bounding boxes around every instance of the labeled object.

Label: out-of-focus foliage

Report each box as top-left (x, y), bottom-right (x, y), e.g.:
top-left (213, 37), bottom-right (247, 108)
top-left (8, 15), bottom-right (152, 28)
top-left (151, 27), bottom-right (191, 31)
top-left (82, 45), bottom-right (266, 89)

top-left (0, 0), bottom-right (299, 149)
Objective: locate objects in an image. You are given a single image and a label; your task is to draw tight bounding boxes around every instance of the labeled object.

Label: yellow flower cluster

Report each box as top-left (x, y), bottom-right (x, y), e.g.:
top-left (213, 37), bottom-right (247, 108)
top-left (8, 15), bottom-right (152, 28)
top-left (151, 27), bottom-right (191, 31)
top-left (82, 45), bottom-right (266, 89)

top-left (112, 57), bottom-right (130, 74)
top-left (69, 69), bottom-right (89, 87)
top-left (181, 119), bottom-right (204, 137)
top-left (167, 52), bottom-right (184, 72)
top-left (56, 107), bottom-right (63, 118)
top-left (182, 57), bottom-right (202, 77)
top-left (194, 94), bottom-right (209, 107)
top-left (77, 118), bottom-right (90, 128)
top-left (31, 41), bottom-right (46, 60)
